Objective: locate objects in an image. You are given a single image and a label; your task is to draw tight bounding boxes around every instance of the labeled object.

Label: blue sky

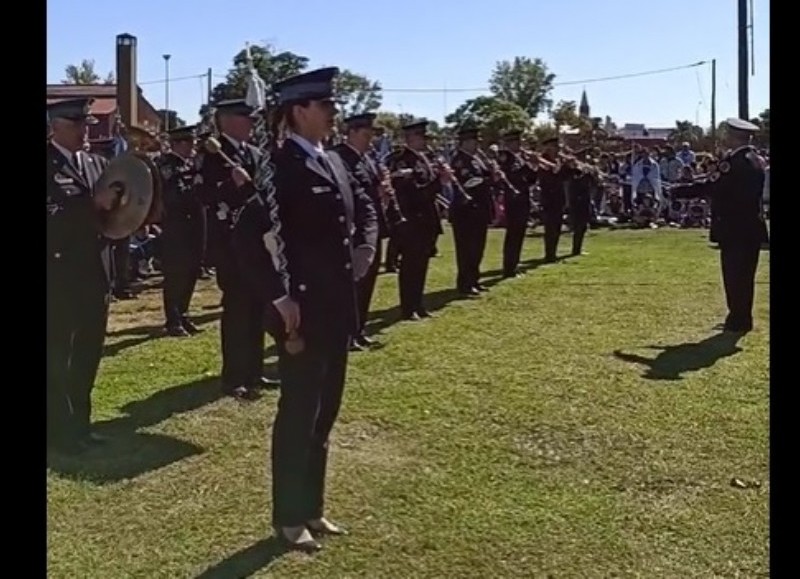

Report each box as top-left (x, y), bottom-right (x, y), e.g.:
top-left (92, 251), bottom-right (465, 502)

top-left (47, 0), bottom-right (770, 129)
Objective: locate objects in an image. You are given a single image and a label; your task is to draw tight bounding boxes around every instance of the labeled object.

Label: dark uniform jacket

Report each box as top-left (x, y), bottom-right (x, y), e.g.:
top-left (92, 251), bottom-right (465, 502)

top-left (497, 149), bottom-right (537, 212)
top-left (672, 145), bottom-right (768, 247)
top-left (448, 149), bottom-right (496, 222)
top-left (197, 135), bottom-right (262, 267)
top-left (157, 151), bottom-right (205, 263)
top-left (566, 169), bottom-right (597, 222)
top-left (387, 146), bottom-right (441, 236)
top-left (332, 142), bottom-right (401, 239)
top-left (47, 143), bottom-right (112, 295)
top-left (231, 138), bottom-right (378, 342)
top-left (537, 157), bottom-right (570, 215)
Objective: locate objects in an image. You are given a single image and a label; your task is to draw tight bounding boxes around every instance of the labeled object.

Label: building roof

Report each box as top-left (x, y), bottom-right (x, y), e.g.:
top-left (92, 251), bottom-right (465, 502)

top-left (46, 84), bottom-right (160, 119)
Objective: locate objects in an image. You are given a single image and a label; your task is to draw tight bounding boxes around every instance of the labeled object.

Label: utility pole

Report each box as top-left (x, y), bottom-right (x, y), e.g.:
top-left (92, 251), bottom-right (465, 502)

top-left (710, 59), bottom-right (717, 144)
top-left (162, 54), bottom-right (172, 131)
top-left (207, 68), bottom-right (212, 103)
top-left (737, 0), bottom-right (749, 120)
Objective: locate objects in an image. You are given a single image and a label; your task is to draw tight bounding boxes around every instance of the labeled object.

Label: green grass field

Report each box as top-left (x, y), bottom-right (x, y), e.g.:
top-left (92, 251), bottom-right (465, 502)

top-left (47, 227), bottom-right (770, 578)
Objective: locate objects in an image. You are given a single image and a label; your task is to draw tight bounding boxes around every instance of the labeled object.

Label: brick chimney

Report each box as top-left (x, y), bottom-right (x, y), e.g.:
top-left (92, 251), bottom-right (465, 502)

top-left (116, 33), bottom-right (138, 127)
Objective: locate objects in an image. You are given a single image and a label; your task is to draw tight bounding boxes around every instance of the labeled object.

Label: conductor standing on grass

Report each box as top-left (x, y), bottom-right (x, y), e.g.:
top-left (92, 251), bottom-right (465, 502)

top-left (47, 98), bottom-right (117, 454)
top-left (231, 67), bottom-right (378, 552)
top-left (670, 118), bottom-right (769, 333)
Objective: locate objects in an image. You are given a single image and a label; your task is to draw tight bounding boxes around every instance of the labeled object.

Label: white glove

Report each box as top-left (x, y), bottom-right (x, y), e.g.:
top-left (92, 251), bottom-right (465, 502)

top-left (352, 245), bottom-right (375, 280)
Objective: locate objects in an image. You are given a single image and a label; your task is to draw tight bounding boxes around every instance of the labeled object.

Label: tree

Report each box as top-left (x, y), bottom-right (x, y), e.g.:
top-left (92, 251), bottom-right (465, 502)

top-left (62, 59), bottom-right (114, 85)
top-left (550, 100), bottom-right (588, 134)
top-left (532, 123), bottom-right (558, 144)
top-left (750, 108), bottom-right (769, 145)
top-left (445, 96), bottom-right (531, 144)
top-left (488, 56), bottom-right (556, 118)
top-left (208, 44), bottom-right (309, 106)
top-left (156, 109), bottom-right (186, 131)
top-left (333, 69), bottom-right (382, 117)
top-left (669, 120), bottom-right (704, 145)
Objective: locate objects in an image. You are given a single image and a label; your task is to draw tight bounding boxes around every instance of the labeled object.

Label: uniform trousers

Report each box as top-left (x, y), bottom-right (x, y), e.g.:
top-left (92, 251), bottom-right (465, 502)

top-left (720, 242), bottom-right (761, 330)
top-left (398, 225), bottom-right (437, 316)
top-left (542, 211), bottom-right (564, 261)
top-left (216, 257), bottom-right (265, 389)
top-left (502, 202), bottom-right (530, 276)
top-left (452, 211), bottom-right (489, 291)
top-left (271, 332), bottom-right (350, 527)
top-left (161, 226), bottom-right (202, 327)
top-left (47, 281), bottom-right (109, 443)
top-left (355, 237), bottom-right (383, 337)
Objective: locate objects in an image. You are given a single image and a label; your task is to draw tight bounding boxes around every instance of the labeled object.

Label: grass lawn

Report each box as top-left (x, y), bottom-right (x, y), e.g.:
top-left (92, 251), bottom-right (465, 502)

top-left (47, 226), bottom-right (770, 578)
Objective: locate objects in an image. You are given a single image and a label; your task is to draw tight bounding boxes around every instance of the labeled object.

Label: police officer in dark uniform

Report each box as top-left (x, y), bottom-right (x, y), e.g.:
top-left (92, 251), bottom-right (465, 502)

top-left (230, 67), bottom-right (378, 551)
top-left (671, 118), bottom-right (768, 333)
top-left (332, 112), bottom-right (403, 350)
top-left (197, 99), bottom-right (266, 400)
top-left (47, 98), bottom-right (117, 453)
top-left (157, 124), bottom-right (205, 337)
top-left (565, 158), bottom-right (597, 256)
top-left (537, 137), bottom-right (571, 262)
top-left (387, 119), bottom-right (444, 319)
top-left (497, 129), bottom-right (537, 278)
top-left (449, 125), bottom-right (496, 295)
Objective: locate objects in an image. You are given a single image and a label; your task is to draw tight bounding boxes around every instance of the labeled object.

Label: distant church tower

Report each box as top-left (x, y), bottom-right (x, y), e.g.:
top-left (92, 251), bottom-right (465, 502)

top-left (579, 89), bottom-right (590, 119)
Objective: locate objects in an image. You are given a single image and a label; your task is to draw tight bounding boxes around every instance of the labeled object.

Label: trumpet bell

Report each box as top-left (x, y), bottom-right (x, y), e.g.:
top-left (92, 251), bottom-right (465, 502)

top-left (95, 152), bottom-right (161, 240)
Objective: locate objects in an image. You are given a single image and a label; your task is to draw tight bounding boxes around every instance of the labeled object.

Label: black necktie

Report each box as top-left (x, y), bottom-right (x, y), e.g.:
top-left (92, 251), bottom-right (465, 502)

top-left (317, 153), bottom-right (334, 178)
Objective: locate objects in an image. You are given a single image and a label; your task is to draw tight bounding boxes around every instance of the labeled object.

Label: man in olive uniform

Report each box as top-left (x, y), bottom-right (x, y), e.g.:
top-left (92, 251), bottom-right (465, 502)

top-left (386, 119), bottom-right (444, 319)
top-left (537, 137), bottom-right (571, 262)
top-left (47, 98), bottom-right (118, 453)
top-left (449, 126), bottom-right (496, 296)
top-left (157, 124), bottom-right (206, 337)
top-left (565, 159), bottom-right (597, 256)
top-left (497, 129), bottom-right (537, 278)
top-left (197, 99), bottom-right (267, 400)
top-left (333, 112), bottom-right (403, 350)
top-left (671, 118), bottom-right (768, 333)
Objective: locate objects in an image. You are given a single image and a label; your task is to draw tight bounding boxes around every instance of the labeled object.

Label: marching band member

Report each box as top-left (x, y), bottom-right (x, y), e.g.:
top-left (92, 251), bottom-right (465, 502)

top-left (670, 118), bottom-right (768, 333)
top-left (156, 124), bottom-right (205, 337)
top-left (537, 137), bottom-right (571, 263)
top-left (198, 99), bottom-right (267, 401)
top-left (497, 129), bottom-right (537, 278)
top-left (565, 158), bottom-right (597, 256)
top-left (232, 67), bottom-right (378, 551)
top-left (332, 112), bottom-right (402, 350)
top-left (47, 98), bottom-right (116, 454)
top-left (449, 125), bottom-right (496, 296)
top-left (386, 119), bottom-right (443, 319)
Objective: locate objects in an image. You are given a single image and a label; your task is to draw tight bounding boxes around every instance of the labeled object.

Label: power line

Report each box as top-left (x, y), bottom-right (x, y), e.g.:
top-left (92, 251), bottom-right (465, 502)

top-left (151, 60), bottom-right (708, 93)
top-left (139, 73), bottom-right (207, 85)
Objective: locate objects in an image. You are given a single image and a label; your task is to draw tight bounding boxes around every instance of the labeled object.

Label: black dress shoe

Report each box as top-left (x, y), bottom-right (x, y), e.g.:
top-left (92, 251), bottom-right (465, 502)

top-left (416, 310), bottom-right (433, 318)
top-left (403, 312), bottom-right (421, 321)
top-left (349, 340), bottom-right (366, 352)
top-left (475, 284), bottom-right (488, 292)
top-left (166, 325), bottom-right (190, 337)
top-left (114, 289), bottom-right (137, 300)
top-left (307, 518), bottom-right (348, 537)
top-left (181, 319), bottom-right (202, 334)
top-left (86, 432), bottom-right (110, 445)
top-left (225, 385), bottom-right (262, 401)
top-left (273, 526), bottom-right (323, 553)
top-left (257, 376), bottom-right (281, 389)
top-left (357, 335), bottom-right (375, 346)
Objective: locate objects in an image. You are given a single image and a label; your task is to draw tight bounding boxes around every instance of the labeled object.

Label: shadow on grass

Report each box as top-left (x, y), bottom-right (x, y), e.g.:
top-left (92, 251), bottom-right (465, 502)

top-left (103, 311), bottom-right (223, 358)
top-left (613, 331), bottom-right (744, 381)
top-left (193, 537), bottom-right (289, 578)
top-left (365, 254), bottom-right (565, 341)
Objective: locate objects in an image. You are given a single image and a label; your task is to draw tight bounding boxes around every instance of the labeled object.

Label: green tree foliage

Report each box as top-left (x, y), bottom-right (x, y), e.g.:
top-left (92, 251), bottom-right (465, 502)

top-left (62, 59), bottom-right (114, 85)
top-left (488, 56), bottom-right (556, 118)
top-left (445, 96), bottom-right (531, 143)
top-left (333, 69), bottom-right (383, 117)
top-left (208, 45), bottom-right (309, 105)
top-left (156, 109), bottom-right (186, 132)
top-left (669, 120), bottom-right (704, 145)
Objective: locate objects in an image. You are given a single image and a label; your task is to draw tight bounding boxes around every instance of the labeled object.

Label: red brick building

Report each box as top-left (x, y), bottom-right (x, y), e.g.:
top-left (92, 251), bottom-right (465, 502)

top-left (46, 84), bottom-right (161, 143)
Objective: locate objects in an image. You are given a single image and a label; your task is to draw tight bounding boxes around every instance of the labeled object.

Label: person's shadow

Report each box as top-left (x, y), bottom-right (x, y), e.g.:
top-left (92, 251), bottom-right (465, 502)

top-left (193, 537), bottom-right (288, 578)
top-left (613, 331), bottom-right (745, 381)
